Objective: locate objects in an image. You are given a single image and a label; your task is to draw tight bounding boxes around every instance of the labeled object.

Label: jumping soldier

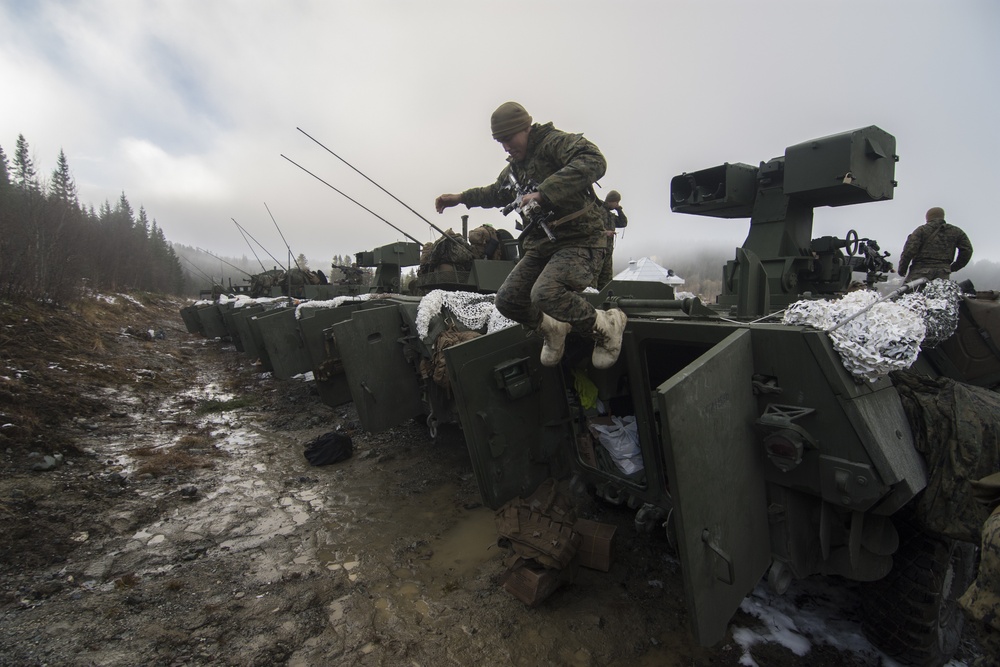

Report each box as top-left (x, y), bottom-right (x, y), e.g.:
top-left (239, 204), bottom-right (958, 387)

top-left (897, 206), bottom-right (973, 282)
top-left (435, 101), bottom-right (626, 369)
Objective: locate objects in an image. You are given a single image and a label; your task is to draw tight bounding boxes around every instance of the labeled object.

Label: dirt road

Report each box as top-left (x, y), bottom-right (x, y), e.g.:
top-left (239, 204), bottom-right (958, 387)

top-left (0, 295), bottom-right (979, 666)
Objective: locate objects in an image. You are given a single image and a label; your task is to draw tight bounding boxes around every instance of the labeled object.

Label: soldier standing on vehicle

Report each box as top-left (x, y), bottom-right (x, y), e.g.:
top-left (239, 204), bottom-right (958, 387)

top-left (435, 101), bottom-right (626, 369)
top-left (591, 189), bottom-right (628, 290)
top-left (897, 207), bottom-right (973, 282)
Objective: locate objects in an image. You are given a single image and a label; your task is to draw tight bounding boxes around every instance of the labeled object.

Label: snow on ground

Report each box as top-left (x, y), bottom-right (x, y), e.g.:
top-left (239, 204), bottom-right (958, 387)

top-left (733, 576), bottom-right (968, 667)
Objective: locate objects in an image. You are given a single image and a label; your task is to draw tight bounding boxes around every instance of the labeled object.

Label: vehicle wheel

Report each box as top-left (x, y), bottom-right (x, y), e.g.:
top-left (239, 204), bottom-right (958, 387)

top-left (861, 518), bottom-right (976, 666)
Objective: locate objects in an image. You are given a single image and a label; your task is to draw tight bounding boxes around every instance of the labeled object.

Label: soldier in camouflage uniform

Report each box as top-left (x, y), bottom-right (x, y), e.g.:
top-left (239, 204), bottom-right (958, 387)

top-left (435, 102), bottom-right (626, 369)
top-left (591, 189), bottom-right (628, 290)
top-left (959, 471), bottom-right (1000, 666)
top-left (897, 207), bottom-right (973, 282)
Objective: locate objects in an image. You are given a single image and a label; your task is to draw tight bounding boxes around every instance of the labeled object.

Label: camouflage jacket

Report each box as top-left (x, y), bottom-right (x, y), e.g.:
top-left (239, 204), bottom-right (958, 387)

top-left (898, 218), bottom-right (973, 276)
top-left (460, 122), bottom-right (607, 255)
top-left (602, 206), bottom-right (628, 248)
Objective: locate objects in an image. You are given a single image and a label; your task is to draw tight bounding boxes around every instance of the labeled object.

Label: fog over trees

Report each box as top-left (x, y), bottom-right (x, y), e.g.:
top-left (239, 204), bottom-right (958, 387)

top-left (0, 134), bottom-right (185, 303)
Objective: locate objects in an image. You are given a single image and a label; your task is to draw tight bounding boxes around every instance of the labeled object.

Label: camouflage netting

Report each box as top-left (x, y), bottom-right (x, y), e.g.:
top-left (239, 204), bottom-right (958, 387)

top-left (415, 289), bottom-right (516, 341)
top-left (415, 290), bottom-right (517, 392)
top-left (782, 279), bottom-right (962, 382)
top-left (893, 370), bottom-right (1000, 543)
top-left (896, 279), bottom-right (962, 347)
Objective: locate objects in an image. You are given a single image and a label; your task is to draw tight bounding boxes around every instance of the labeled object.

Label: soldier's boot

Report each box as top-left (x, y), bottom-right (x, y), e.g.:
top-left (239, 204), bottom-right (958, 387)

top-left (592, 308), bottom-right (627, 369)
top-left (538, 314), bottom-right (572, 367)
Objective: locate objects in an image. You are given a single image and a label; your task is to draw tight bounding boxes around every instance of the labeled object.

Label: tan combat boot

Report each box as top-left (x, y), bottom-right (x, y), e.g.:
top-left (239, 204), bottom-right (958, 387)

top-left (538, 314), bottom-right (572, 367)
top-left (592, 309), bottom-right (627, 369)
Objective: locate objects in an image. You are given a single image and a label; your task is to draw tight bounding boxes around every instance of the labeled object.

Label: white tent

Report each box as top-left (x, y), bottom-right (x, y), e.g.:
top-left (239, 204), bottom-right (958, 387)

top-left (613, 257), bottom-right (685, 285)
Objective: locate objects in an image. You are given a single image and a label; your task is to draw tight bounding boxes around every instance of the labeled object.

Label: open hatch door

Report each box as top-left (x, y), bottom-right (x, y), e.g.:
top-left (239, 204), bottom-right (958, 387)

top-left (335, 304), bottom-right (423, 432)
top-left (444, 326), bottom-right (574, 509)
top-left (657, 328), bottom-right (770, 646)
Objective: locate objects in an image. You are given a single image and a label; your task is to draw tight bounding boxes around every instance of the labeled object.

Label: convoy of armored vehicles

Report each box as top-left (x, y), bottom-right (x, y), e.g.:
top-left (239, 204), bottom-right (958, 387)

top-left (181, 126), bottom-right (1000, 667)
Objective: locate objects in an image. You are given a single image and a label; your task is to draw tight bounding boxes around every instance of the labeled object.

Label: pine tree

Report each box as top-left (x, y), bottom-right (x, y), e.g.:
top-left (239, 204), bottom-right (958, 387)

top-left (136, 206), bottom-right (151, 239)
top-left (296, 253), bottom-right (309, 270)
top-left (49, 148), bottom-right (78, 206)
top-left (0, 144), bottom-right (9, 187)
top-left (13, 134), bottom-right (39, 191)
top-left (114, 192), bottom-right (135, 228)
top-left (132, 207), bottom-right (152, 289)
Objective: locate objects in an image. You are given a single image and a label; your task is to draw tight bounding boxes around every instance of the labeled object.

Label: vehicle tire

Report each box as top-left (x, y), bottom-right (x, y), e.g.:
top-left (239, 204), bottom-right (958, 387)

top-left (861, 518), bottom-right (976, 666)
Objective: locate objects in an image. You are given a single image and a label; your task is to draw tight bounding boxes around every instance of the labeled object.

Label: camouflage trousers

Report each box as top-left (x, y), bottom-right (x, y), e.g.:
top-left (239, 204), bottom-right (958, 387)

top-left (591, 241), bottom-right (615, 290)
top-left (960, 505), bottom-right (1000, 665)
top-left (495, 246), bottom-right (605, 334)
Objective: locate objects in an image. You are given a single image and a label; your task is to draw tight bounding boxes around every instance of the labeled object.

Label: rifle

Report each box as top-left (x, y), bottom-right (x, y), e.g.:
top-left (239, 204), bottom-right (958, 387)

top-left (502, 172), bottom-right (557, 242)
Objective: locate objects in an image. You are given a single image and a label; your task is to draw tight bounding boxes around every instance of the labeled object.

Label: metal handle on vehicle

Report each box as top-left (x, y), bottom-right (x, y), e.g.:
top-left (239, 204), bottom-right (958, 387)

top-left (702, 529), bottom-right (735, 585)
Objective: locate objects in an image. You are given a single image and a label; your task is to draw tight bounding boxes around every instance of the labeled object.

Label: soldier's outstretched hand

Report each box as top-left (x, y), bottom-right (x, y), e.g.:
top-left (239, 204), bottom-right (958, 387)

top-left (435, 194), bottom-right (461, 213)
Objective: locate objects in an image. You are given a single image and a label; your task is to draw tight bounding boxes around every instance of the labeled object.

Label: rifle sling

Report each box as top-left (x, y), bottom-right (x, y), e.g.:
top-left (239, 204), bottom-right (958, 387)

top-left (548, 201), bottom-right (595, 229)
top-left (516, 201), bottom-right (595, 243)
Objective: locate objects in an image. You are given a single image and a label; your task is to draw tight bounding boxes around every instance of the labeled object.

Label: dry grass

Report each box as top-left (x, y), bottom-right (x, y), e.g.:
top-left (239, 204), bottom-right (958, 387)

top-left (0, 293), bottom-right (187, 453)
top-left (174, 434), bottom-right (214, 451)
top-left (132, 448), bottom-right (215, 477)
top-left (130, 428), bottom-right (228, 476)
top-left (195, 396), bottom-right (257, 414)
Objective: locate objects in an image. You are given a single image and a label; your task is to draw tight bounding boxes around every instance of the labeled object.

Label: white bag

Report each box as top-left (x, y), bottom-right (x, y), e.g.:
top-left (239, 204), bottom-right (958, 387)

top-left (591, 415), bottom-right (643, 475)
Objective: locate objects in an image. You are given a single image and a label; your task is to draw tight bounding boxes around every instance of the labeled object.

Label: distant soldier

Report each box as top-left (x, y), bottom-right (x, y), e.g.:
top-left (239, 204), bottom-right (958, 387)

top-left (897, 207), bottom-right (973, 282)
top-left (591, 189), bottom-right (628, 290)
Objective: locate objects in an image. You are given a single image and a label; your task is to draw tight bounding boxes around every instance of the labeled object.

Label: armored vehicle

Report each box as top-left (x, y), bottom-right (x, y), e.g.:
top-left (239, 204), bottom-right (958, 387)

top-left (329, 227), bottom-right (519, 434)
top-left (444, 126), bottom-right (996, 666)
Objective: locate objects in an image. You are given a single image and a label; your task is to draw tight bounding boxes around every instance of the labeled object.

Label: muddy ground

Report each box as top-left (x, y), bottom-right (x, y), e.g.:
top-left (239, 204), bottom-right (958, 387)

top-left (0, 294), bottom-right (982, 666)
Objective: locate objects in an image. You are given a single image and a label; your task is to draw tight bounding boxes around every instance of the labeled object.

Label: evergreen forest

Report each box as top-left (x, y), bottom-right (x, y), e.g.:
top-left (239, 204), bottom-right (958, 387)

top-left (0, 134), bottom-right (185, 304)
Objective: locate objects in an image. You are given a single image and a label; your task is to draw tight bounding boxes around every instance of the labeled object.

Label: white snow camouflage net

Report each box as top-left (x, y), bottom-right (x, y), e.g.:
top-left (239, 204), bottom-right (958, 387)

top-left (415, 289), bottom-right (517, 340)
top-left (781, 279), bottom-right (961, 382)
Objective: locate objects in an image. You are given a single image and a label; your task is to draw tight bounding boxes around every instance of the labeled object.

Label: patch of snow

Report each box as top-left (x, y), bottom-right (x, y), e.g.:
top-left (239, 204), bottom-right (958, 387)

top-left (732, 577), bottom-right (970, 666)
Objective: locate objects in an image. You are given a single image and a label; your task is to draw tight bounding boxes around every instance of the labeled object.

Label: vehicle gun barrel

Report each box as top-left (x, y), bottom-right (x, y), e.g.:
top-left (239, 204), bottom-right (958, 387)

top-left (612, 298), bottom-right (710, 315)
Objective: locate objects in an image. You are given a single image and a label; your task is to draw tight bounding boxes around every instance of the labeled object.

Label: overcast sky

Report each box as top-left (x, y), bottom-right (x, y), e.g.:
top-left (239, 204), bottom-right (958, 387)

top-left (2, 0), bottom-right (997, 275)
